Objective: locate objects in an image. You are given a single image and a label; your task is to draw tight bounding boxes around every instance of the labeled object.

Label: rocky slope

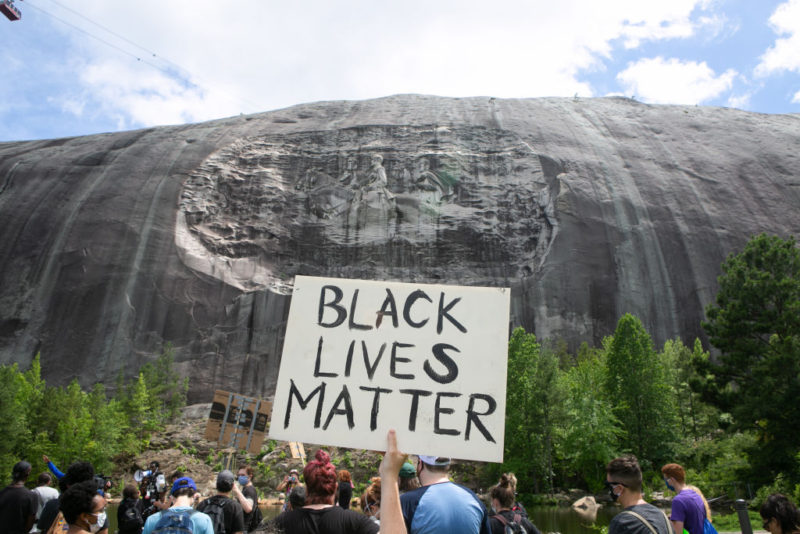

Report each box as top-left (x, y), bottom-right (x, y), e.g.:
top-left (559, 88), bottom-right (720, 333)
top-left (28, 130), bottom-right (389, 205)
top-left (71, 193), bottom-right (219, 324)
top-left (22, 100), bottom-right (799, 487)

top-left (0, 95), bottom-right (798, 401)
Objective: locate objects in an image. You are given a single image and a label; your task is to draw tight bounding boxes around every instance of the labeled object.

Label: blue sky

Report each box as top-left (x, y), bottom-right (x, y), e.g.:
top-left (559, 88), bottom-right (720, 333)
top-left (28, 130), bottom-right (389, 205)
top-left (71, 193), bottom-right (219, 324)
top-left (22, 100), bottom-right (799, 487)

top-left (1, 0), bottom-right (799, 142)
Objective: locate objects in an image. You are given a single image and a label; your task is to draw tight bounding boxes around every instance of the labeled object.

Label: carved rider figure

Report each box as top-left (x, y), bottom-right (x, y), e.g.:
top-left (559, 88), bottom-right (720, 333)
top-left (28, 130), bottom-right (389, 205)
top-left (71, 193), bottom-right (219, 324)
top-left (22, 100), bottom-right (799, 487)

top-left (362, 154), bottom-right (395, 204)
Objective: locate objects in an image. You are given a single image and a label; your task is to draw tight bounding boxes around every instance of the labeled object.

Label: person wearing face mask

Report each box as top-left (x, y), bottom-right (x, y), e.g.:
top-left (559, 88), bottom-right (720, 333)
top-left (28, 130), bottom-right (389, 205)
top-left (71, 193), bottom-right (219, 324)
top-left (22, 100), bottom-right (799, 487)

top-left (38, 462), bottom-right (109, 534)
top-left (606, 456), bottom-right (674, 534)
top-left (231, 466), bottom-right (260, 533)
top-left (59, 480), bottom-right (106, 534)
top-left (661, 464), bottom-right (708, 534)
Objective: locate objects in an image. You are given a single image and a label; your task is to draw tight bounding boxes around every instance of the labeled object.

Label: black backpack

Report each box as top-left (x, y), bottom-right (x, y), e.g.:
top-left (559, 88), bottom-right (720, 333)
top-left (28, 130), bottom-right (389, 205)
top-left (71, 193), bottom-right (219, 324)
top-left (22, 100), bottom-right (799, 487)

top-left (118, 499), bottom-right (144, 534)
top-left (494, 512), bottom-right (528, 534)
top-left (198, 496), bottom-right (227, 534)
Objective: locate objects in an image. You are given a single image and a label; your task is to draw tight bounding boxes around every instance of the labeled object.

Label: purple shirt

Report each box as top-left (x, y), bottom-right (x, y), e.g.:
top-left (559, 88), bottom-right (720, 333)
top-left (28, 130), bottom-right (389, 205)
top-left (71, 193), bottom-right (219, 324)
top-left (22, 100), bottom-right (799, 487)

top-left (671, 489), bottom-right (706, 534)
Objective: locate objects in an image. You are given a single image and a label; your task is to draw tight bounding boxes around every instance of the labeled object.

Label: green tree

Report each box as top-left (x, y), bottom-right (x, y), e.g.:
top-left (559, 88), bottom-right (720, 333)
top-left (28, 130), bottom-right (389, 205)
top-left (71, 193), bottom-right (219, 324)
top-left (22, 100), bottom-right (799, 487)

top-left (560, 343), bottom-right (623, 491)
top-left (697, 234), bottom-right (800, 482)
top-left (0, 344), bottom-right (189, 484)
top-left (138, 344), bottom-right (189, 423)
top-left (660, 339), bottom-right (718, 441)
top-left (501, 328), bottom-right (565, 494)
top-left (604, 313), bottom-right (676, 467)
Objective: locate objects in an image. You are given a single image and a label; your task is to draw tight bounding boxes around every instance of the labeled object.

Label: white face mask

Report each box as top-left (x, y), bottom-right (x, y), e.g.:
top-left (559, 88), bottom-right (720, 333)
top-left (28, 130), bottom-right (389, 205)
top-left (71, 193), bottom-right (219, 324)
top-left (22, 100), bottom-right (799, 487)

top-left (88, 511), bottom-right (105, 534)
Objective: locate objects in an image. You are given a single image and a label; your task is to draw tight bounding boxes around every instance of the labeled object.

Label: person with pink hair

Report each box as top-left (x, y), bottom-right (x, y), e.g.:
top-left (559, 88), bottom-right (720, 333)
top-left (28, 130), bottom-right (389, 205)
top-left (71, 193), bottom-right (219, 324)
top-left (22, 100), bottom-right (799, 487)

top-left (269, 450), bottom-right (377, 534)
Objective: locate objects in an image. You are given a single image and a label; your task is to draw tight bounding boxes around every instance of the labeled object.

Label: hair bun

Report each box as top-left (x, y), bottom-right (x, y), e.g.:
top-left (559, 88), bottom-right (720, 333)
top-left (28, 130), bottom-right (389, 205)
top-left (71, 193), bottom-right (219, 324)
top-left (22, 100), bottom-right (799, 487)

top-left (314, 450), bottom-right (331, 465)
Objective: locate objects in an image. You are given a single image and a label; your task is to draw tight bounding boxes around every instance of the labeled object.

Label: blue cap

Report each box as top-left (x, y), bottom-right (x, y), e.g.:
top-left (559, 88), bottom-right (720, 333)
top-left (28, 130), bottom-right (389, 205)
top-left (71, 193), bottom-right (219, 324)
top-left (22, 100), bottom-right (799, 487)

top-left (171, 477), bottom-right (197, 495)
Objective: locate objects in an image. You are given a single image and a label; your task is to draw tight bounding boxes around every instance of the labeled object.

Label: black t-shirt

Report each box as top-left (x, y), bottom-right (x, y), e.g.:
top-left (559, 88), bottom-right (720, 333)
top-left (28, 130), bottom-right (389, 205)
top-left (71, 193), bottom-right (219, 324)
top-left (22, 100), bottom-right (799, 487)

top-left (271, 506), bottom-right (378, 534)
top-left (241, 485), bottom-right (258, 530)
top-left (609, 503), bottom-right (673, 534)
top-left (337, 482), bottom-right (352, 509)
top-left (489, 510), bottom-right (541, 534)
top-left (197, 494), bottom-right (245, 534)
top-left (0, 484), bottom-right (38, 534)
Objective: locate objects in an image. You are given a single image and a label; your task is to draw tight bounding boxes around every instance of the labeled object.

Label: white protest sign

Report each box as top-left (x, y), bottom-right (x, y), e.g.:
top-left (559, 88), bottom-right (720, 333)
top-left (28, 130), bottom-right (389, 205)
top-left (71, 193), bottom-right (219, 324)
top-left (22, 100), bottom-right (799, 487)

top-left (269, 275), bottom-right (510, 462)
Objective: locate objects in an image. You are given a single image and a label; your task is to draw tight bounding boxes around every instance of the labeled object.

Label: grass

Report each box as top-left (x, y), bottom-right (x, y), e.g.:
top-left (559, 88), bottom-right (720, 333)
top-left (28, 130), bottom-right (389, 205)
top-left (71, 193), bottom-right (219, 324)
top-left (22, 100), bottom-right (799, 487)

top-left (712, 510), bottom-right (762, 532)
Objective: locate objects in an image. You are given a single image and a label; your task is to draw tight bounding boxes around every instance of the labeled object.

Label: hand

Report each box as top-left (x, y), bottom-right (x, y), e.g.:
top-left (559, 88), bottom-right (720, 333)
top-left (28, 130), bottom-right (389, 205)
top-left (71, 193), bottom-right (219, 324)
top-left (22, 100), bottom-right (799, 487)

top-left (42, 455), bottom-right (50, 464)
top-left (379, 429), bottom-right (405, 481)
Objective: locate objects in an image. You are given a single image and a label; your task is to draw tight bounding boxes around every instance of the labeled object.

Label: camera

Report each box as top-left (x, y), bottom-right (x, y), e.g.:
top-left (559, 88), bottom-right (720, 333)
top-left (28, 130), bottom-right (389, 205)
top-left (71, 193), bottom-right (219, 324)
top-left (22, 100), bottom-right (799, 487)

top-left (94, 474), bottom-right (112, 492)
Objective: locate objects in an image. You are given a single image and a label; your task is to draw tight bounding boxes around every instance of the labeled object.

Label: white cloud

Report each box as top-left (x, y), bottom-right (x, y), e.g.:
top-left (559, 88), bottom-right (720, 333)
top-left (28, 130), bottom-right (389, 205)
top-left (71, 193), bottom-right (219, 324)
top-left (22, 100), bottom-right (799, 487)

top-left (793, 90), bottom-right (800, 103)
top-left (727, 93), bottom-right (752, 110)
top-left (34, 0), bottom-right (719, 129)
top-left (616, 57), bottom-right (736, 105)
top-left (755, 0), bottom-right (800, 77)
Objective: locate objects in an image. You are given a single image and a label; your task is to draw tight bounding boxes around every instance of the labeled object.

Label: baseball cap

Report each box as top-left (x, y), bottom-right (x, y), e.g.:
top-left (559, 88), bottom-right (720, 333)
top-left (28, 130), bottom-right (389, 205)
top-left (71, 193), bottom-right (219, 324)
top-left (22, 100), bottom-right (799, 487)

top-left (218, 470), bottom-right (235, 484)
top-left (217, 470), bottom-right (235, 491)
top-left (399, 462), bottom-right (416, 478)
top-left (417, 455), bottom-right (451, 467)
top-left (171, 477), bottom-right (197, 494)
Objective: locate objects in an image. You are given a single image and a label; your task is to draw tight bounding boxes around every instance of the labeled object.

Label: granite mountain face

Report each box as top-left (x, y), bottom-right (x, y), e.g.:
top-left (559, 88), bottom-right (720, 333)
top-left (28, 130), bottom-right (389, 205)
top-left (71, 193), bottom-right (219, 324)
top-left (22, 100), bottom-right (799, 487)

top-left (1, 95), bottom-right (798, 401)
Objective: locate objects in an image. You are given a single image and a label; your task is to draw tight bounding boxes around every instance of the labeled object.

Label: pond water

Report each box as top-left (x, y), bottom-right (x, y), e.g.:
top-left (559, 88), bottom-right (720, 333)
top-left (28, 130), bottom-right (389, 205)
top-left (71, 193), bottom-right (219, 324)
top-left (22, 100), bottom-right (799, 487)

top-left (526, 504), bottom-right (619, 534)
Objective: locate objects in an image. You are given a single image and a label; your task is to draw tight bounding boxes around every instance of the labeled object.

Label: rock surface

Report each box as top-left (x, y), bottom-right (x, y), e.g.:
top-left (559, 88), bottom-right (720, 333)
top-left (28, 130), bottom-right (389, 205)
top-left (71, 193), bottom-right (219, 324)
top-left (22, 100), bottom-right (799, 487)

top-left (1, 95), bottom-right (798, 401)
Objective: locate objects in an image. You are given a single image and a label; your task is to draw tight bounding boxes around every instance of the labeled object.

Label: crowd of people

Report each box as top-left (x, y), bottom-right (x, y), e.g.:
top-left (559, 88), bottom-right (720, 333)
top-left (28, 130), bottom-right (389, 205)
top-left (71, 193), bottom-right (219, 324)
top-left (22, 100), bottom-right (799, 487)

top-left (0, 456), bottom-right (261, 534)
top-left (2, 433), bottom-right (800, 534)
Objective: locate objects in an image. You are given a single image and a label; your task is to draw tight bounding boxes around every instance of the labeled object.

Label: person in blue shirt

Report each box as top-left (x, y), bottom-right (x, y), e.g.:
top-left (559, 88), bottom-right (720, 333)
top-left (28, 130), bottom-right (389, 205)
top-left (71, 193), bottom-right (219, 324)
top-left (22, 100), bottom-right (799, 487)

top-left (399, 454), bottom-right (490, 534)
top-left (142, 477), bottom-right (214, 534)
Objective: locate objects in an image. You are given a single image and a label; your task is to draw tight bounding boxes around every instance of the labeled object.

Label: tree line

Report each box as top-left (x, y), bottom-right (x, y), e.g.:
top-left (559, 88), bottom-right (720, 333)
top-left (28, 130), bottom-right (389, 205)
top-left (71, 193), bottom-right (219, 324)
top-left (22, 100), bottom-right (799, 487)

top-left (0, 347), bottom-right (187, 485)
top-left (496, 234), bottom-right (800, 505)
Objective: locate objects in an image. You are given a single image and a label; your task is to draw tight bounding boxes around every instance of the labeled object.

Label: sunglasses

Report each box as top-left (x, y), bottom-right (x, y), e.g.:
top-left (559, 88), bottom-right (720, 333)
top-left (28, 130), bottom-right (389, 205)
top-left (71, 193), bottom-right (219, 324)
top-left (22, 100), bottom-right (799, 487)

top-left (604, 480), bottom-right (628, 489)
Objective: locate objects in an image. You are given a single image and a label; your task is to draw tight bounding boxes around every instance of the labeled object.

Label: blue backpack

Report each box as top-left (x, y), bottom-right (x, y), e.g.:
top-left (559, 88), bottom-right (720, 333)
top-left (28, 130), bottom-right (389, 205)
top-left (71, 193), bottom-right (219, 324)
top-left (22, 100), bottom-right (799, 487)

top-left (152, 509), bottom-right (197, 534)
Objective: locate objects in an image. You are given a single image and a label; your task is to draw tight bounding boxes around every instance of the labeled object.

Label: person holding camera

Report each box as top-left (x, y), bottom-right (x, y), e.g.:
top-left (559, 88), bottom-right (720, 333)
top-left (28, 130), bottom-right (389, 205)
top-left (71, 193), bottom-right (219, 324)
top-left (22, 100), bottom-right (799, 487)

top-left (277, 469), bottom-right (301, 512)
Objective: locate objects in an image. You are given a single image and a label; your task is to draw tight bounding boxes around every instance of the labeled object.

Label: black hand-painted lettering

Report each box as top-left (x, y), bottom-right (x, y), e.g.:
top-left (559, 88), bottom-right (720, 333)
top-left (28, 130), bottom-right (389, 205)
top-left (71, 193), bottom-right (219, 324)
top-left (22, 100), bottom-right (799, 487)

top-left (284, 380), bottom-right (326, 429)
top-left (362, 341), bottom-right (387, 380)
top-left (318, 285), bottom-right (346, 328)
top-left (322, 385), bottom-right (355, 430)
top-left (344, 340), bottom-right (356, 377)
top-left (360, 386), bottom-right (392, 430)
top-left (378, 289), bottom-right (399, 328)
top-left (434, 392), bottom-right (462, 435)
top-left (348, 289), bottom-right (373, 330)
top-left (465, 393), bottom-right (497, 443)
top-left (399, 389), bottom-right (432, 431)
top-left (423, 343), bottom-right (460, 384)
top-left (403, 289), bottom-right (432, 328)
top-left (390, 342), bottom-right (415, 380)
top-left (313, 336), bottom-right (337, 377)
top-left (437, 293), bottom-right (467, 334)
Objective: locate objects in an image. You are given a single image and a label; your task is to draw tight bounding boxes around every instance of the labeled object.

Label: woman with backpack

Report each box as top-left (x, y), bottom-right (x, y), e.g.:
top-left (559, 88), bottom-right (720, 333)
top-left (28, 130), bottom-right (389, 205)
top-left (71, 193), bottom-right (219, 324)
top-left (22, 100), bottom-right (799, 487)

top-left (489, 475), bottom-right (540, 534)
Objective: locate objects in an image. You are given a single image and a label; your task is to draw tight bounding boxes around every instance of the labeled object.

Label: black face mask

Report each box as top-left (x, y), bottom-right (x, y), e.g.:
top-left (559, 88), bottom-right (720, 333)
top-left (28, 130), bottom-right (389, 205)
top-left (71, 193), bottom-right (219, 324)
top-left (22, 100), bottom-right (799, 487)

top-left (605, 481), bottom-right (622, 502)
